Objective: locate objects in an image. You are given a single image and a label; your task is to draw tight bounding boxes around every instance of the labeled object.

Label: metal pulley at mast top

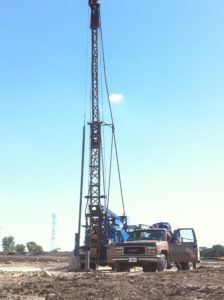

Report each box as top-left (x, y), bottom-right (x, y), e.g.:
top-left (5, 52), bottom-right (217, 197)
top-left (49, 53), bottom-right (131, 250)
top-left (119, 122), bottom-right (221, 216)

top-left (89, 0), bottom-right (100, 29)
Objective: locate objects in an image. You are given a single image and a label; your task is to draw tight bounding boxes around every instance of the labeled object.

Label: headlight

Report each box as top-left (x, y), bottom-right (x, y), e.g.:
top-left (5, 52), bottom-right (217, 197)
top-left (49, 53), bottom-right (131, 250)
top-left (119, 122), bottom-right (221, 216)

top-left (115, 247), bottom-right (123, 255)
top-left (146, 245), bottom-right (156, 253)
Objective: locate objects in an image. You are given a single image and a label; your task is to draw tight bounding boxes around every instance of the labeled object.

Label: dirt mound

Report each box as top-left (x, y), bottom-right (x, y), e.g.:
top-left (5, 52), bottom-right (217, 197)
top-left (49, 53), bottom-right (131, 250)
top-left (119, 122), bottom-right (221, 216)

top-left (0, 260), bottom-right (224, 299)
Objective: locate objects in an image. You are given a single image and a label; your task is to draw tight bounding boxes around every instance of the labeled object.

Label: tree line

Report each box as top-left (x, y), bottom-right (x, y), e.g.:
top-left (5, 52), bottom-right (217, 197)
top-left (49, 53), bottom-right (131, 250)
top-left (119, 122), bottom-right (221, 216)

top-left (200, 244), bottom-right (224, 258)
top-left (1, 236), bottom-right (43, 254)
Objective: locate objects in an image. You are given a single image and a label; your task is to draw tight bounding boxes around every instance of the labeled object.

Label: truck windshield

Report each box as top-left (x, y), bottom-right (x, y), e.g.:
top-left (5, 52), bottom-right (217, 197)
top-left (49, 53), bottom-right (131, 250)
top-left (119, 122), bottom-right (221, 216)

top-left (127, 230), bottom-right (166, 241)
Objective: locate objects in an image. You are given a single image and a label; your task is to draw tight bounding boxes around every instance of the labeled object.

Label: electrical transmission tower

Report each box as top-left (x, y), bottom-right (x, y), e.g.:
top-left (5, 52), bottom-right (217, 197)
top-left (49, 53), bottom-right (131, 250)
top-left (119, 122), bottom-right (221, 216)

top-left (51, 213), bottom-right (56, 250)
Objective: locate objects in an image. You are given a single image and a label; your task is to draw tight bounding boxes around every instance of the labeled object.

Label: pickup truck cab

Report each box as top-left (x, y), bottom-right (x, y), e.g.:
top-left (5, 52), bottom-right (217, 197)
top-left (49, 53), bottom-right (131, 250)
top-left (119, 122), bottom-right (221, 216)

top-left (107, 226), bottom-right (200, 272)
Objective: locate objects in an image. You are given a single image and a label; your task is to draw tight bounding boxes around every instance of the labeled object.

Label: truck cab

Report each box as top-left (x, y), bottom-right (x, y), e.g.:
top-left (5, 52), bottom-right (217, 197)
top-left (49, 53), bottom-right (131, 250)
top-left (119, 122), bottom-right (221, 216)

top-left (107, 225), bottom-right (200, 272)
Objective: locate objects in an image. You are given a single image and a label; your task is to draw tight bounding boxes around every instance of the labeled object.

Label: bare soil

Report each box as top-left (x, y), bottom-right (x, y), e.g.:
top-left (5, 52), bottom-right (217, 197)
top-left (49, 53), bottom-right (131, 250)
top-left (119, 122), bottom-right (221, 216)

top-left (0, 256), bottom-right (224, 299)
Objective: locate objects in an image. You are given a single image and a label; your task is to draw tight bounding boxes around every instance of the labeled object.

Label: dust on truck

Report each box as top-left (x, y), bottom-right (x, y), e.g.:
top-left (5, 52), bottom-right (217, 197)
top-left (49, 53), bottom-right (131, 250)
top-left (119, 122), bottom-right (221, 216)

top-left (107, 223), bottom-right (200, 272)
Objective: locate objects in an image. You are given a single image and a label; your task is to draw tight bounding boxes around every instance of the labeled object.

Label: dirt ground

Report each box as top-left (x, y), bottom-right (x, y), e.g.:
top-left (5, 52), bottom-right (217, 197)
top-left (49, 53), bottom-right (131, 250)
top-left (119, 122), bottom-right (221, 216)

top-left (0, 256), bottom-right (224, 300)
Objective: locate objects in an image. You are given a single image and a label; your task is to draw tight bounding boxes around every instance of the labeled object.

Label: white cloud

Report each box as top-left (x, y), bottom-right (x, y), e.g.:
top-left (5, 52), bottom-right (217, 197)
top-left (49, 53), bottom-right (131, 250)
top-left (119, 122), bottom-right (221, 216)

top-left (109, 93), bottom-right (124, 103)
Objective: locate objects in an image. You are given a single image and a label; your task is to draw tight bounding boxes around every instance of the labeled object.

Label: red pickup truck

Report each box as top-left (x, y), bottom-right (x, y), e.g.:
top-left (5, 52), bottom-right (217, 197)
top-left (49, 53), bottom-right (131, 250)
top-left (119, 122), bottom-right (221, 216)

top-left (107, 226), bottom-right (200, 272)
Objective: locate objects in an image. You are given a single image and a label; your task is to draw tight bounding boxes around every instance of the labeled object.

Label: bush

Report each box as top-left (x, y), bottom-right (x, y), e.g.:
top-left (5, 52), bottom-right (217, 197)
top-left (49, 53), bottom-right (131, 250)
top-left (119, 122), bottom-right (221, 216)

top-left (15, 244), bottom-right (26, 254)
top-left (2, 236), bottom-right (15, 252)
top-left (26, 241), bottom-right (43, 254)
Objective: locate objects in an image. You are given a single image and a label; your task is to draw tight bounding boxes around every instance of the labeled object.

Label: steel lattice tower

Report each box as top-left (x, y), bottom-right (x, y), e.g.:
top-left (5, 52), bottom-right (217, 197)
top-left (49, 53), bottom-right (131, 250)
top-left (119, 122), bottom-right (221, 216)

top-left (85, 0), bottom-right (106, 266)
top-left (51, 213), bottom-right (56, 250)
top-left (89, 1), bottom-right (101, 206)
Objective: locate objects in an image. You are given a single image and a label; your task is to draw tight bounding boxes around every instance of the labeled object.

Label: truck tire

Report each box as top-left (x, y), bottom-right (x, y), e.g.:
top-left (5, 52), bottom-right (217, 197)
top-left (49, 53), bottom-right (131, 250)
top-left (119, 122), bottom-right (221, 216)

top-left (143, 263), bottom-right (157, 272)
top-left (180, 262), bottom-right (193, 270)
top-left (80, 262), bottom-right (85, 270)
top-left (115, 263), bottom-right (128, 272)
top-left (193, 262), bottom-right (200, 269)
top-left (157, 254), bottom-right (167, 272)
top-left (90, 262), bottom-right (97, 270)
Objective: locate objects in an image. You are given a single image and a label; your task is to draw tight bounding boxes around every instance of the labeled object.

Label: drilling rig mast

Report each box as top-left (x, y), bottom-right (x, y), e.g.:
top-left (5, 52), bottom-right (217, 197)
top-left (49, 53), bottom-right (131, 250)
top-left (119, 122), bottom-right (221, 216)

top-left (74, 0), bottom-right (128, 271)
top-left (85, 0), bottom-right (105, 268)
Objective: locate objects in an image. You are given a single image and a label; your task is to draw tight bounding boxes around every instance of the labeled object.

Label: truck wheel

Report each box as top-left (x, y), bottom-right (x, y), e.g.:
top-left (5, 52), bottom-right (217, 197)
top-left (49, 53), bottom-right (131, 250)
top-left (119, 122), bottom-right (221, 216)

top-left (157, 254), bottom-right (167, 272)
top-left (143, 263), bottom-right (157, 272)
top-left (90, 262), bottom-right (97, 270)
top-left (115, 263), bottom-right (128, 272)
top-left (193, 262), bottom-right (200, 269)
top-left (180, 262), bottom-right (193, 270)
top-left (80, 263), bottom-right (85, 270)
top-left (111, 264), bottom-right (116, 271)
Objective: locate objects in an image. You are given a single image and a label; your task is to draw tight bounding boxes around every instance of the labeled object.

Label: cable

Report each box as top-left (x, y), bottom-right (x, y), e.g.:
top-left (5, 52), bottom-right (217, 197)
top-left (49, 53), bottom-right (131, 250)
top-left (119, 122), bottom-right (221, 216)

top-left (99, 41), bottom-right (107, 206)
top-left (99, 15), bottom-right (114, 125)
top-left (107, 133), bottom-right (114, 211)
top-left (83, 5), bottom-right (91, 125)
top-left (99, 14), bottom-right (126, 216)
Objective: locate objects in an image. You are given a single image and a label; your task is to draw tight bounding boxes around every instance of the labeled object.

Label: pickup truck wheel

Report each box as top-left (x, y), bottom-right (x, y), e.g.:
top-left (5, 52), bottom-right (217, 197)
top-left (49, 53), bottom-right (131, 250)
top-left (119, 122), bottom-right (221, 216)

top-left (80, 263), bottom-right (85, 270)
top-left (157, 254), bottom-right (167, 272)
top-left (180, 262), bottom-right (193, 270)
top-left (115, 263), bottom-right (128, 272)
top-left (111, 265), bottom-right (116, 271)
top-left (90, 262), bottom-right (97, 270)
top-left (143, 263), bottom-right (157, 272)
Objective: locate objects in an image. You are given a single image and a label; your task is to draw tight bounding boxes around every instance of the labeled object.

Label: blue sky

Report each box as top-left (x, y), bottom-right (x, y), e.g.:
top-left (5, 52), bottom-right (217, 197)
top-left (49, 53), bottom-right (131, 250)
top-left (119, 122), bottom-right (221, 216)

top-left (0, 0), bottom-right (223, 250)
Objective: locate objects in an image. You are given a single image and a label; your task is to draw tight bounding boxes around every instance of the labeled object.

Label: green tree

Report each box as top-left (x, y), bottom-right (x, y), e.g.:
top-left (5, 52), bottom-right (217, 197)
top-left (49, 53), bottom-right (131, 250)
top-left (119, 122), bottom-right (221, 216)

top-left (200, 247), bottom-right (212, 257)
top-left (26, 241), bottom-right (43, 254)
top-left (200, 245), bottom-right (224, 257)
top-left (2, 236), bottom-right (15, 252)
top-left (211, 244), bottom-right (224, 257)
top-left (15, 244), bottom-right (26, 254)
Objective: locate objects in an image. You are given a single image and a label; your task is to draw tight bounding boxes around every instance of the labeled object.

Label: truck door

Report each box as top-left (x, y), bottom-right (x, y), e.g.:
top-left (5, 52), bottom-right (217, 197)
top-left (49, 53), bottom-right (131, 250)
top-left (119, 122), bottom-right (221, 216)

top-left (169, 228), bottom-right (199, 263)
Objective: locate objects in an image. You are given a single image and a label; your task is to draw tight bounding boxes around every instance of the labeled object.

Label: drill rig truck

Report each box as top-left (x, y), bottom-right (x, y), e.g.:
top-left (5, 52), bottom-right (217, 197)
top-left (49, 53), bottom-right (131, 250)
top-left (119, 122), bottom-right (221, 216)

top-left (73, 1), bottom-right (200, 272)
